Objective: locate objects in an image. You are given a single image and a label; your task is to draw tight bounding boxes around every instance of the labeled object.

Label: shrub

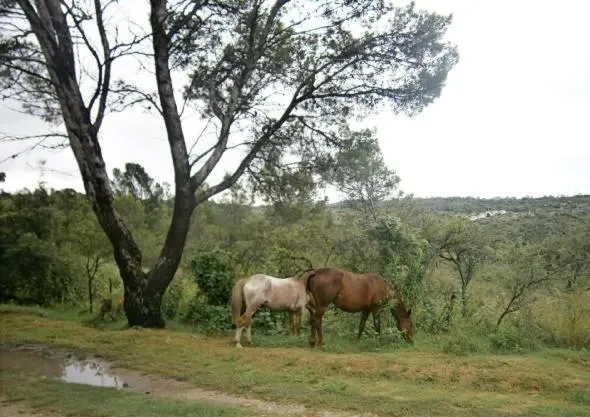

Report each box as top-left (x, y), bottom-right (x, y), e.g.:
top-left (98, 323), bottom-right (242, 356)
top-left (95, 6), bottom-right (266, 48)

top-left (185, 299), bottom-right (233, 333)
top-left (532, 290), bottom-right (590, 348)
top-left (190, 248), bottom-right (234, 306)
top-left (489, 323), bottom-right (541, 353)
top-left (96, 293), bottom-right (124, 322)
top-left (441, 324), bottom-right (489, 355)
top-left (162, 274), bottom-right (196, 320)
top-left (185, 299), bottom-right (288, 334)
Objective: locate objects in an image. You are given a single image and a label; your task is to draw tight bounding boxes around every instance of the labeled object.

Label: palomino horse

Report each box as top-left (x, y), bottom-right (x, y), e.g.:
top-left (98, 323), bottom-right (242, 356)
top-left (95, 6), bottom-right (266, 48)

top-left (231, 273), bottom-right (308, 348)
top-left (303, 267), bottom-right (414, 347)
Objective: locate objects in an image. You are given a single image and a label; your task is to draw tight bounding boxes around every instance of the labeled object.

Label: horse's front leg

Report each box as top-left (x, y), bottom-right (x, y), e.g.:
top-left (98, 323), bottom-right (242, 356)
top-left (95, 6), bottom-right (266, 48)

top-left (357, 311), bottom-right (370, 339)
top-left (288, 311), bottom-right (295, 336)
top-left (290, 310), bottom-right (302, 336)
top-left (371, 308), bottom-right (382, 337)
top-left (246, 322), bottom-right (252, 344)
top-left (234, 325), bottom-right (244, 348)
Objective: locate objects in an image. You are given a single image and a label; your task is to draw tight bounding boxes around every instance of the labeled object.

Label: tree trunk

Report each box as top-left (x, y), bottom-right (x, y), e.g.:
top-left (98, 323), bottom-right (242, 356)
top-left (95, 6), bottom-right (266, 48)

top-left (88, 279), bottom-right (94, 313)
top-left (123, 272), bottom-right (165, 327)
top-left (122, 189), bottom-right (194, 327)
top-left (442, 290), bottom-right (456, 328)
top-left (495, 309), bottom-right (510, 330)
top-left (460, 280), bottom-right (468, 317)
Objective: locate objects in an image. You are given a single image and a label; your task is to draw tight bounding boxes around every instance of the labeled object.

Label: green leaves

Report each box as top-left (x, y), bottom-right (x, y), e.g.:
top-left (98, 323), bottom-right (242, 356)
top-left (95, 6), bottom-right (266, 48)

top-left (368, 216), bottom-right (429, 308)
top-left (190, 249), bottom-right (235, 306)
top-left (328, 127), bottom-right (400, 220)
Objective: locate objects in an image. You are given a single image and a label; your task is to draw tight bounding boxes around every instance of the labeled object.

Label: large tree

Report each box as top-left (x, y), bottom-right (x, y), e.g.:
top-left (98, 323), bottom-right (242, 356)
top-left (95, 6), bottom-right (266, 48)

top-left (0, 0), bottom-right (458, 327)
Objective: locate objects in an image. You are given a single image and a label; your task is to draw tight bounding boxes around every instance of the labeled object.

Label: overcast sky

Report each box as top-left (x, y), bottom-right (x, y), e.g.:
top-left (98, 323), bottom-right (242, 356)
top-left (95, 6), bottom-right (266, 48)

top-left (1, 0), bottom-right (589, 201)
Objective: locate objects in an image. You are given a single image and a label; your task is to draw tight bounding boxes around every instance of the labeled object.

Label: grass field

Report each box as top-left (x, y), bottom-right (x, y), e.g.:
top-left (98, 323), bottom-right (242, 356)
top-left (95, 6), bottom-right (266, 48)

top-left (1, 305), bottom-right (590, 417)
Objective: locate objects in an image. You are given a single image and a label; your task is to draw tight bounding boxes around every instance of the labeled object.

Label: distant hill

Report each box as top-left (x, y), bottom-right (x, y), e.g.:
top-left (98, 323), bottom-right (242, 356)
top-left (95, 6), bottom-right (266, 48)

top-left (327, 194), bottom-right (590, 218)
top-left (402, 195), bottom-right (590, 215)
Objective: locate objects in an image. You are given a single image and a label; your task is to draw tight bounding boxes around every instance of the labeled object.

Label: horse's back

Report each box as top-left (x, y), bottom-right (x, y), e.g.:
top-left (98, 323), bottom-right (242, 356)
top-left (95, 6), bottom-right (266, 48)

top-left (269, 275), bottom-right (307, 309)
top-left (242, 274), bottom-right (306, 311)
top-left (243, 274), bottom-right (273, 295)
top-left (309, 267), bottom-right (390, 311)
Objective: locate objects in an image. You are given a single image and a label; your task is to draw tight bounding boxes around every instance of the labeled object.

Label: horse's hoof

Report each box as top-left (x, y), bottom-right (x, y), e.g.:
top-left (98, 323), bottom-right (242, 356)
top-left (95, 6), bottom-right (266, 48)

top-left (236, 343), bottom-right (243, 349)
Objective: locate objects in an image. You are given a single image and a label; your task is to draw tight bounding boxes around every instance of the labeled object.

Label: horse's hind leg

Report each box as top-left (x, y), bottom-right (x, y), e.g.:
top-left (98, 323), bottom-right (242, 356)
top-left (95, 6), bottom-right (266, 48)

top-left (310, 308), bottom-right (327, 347)
top-left (239, 303), bottom-right (261, 328)
top-left (238, 302), bottom-right (262, 346)
top-left (316, 312), bottom-right (326, 347)
top-left (307, 310), bottom-right (317, 347)
top-left (357, 311), bottom-right (370, 340)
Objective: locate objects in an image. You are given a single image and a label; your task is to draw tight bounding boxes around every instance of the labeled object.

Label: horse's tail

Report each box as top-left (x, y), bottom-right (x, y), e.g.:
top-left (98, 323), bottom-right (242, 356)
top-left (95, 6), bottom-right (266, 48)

top-left (297, 269), bottom-right (318, 312)
top-left (296, 268), bottom-right (315, 291)
top-left (231, 278), bottom-right (247, 326)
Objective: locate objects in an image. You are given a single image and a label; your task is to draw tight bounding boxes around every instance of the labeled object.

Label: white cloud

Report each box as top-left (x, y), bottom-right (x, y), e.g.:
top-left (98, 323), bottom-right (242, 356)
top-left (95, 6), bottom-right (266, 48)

top-left (1, 0), bottom-right (588, 199)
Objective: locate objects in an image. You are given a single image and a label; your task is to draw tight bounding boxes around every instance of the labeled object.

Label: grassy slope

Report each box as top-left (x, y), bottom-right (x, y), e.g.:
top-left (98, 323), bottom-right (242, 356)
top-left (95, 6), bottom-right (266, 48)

top-left (1, 306), bottom-right (590, 417)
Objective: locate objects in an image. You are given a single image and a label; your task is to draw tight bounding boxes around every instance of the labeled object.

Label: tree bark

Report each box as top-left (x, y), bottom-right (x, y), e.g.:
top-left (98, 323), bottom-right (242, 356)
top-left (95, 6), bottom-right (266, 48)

top-left (122, 270), bottom-right (164, 327)
top-left (460, 274), bottom-right (468, 317)
top-left (88, 283), bottom-right (94, 313)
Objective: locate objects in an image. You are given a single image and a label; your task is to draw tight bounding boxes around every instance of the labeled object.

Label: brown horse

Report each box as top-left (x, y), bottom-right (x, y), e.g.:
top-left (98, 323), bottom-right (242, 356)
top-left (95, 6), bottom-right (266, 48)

top-left (303, 267), bottom-right (414, 347)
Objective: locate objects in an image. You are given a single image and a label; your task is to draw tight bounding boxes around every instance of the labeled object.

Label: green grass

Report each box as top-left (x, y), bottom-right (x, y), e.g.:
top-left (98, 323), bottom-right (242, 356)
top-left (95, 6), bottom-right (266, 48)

top-left (2, 305), bottom-right (590, 417)
top-left (0, 372), bottom-right (253, 417)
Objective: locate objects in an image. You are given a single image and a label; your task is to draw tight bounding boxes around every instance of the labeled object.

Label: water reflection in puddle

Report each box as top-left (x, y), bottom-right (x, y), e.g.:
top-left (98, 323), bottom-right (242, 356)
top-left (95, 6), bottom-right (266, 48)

top-left (61, 356), bottom-right (126, 388)
top-left (0, 349), bottom-right (127, 389)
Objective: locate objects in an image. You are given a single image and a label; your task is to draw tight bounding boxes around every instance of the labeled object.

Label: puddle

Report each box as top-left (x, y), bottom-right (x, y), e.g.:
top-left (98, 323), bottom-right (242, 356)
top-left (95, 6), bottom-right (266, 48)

top-left (0, 349), bottom-right (126, 389)
top-left (61, 356), bottom-right (126, 388)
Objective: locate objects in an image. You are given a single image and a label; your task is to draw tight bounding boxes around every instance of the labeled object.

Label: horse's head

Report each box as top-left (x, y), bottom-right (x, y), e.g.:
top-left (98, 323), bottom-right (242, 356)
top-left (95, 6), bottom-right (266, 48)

top-left (386, 282), bottom-right (415, 343)
top-left (391, 302), bottom-right (415, 343)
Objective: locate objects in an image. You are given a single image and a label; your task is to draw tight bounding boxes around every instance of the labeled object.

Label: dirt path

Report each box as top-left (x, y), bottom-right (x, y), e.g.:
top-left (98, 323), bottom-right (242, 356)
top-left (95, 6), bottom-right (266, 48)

top-left (0, 345), bottom-right (375, 417)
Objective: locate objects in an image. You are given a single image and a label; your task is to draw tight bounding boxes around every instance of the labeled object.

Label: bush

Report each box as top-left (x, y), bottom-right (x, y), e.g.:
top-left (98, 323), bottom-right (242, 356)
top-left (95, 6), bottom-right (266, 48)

top-left (190, 248), bottom-right (234, 306)
top-left (185, 298), bottom-right (291, 335)
top-left (532, 290), bottom-right (590, 348)
top-left (489, 324), bottom-right (541, 353)
top-left (185, 299), bottom-right (233, 333)
top-left (442, 332), bottom-right (486, 355)
top-left (95, 293), bottom-right (124, 323)
top-left (162, 274), bottom-right (196, 320)
top-left (440, 323), bottom-right (489, 355)
top-left (250, 309), bottom-right (290, 334)
top-left (417, 296), bottom-right (456, 335)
